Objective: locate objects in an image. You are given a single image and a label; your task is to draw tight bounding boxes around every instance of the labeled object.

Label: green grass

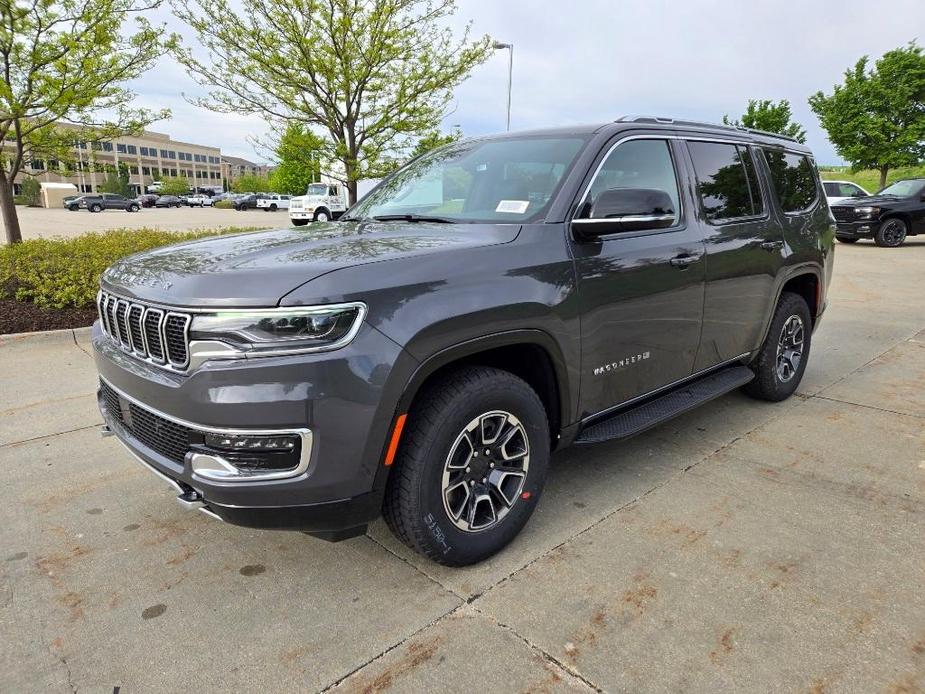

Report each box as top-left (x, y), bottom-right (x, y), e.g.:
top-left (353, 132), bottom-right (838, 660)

top-left (0, 226), bottom-right (263, 310)
top-left (818, 165), bottom-right (925, 194)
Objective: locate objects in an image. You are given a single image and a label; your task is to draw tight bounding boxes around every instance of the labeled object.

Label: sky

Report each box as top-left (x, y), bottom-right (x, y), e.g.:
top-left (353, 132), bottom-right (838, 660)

top-left (130, 0), bottom-right (925, 165)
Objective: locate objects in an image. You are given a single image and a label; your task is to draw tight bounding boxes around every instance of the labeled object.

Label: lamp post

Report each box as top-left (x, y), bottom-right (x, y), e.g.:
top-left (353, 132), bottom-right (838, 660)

top-left (492, 41), bottom-right (513, 131)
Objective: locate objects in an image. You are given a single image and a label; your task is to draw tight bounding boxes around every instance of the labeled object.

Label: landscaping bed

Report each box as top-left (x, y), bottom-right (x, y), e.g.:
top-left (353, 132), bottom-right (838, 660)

top-left (1, 226), bottom-right (261, 334)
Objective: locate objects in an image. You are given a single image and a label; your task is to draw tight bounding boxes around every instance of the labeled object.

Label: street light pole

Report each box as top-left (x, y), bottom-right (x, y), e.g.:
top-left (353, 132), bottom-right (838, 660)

top-left (492, 41), bottom-right (513, 131)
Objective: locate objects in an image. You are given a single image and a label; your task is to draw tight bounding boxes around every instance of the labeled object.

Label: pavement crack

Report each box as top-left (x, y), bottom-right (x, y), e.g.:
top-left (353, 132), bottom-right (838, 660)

top-left (813, 395), bottom-right (923, 419)
top-left (364, 532), bottom-right (465, 602)
top-left (469, 605), bottom-right (603, 692)
top-left (0, 421), bottom-right (102, 449)
top-left (71, 330), bottom-right (92, 359)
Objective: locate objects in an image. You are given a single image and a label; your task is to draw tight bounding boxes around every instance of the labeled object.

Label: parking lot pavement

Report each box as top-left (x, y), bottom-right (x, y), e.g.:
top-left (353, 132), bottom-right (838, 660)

top-left (1, 240), bottom-right (924, 693)
top-left (11, 205), bottom-right (279, 239)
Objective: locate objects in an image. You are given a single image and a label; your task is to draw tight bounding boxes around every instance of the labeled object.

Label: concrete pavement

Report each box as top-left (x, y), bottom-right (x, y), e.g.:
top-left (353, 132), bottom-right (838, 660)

top-left (1, 239), bottom-right (924, 692)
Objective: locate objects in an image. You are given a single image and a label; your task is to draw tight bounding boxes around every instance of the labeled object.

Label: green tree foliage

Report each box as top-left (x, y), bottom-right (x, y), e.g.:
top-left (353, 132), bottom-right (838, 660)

top-left (0, 0), bottom-right (173, 244)
top-left (19, 177), bottom-right (42, 206)
top-left (268, 123), bottom-right (324, 195)
top-left (809, 43), bottom-right (925, 189)
top-left (723, 99), bottom-right (807, 143)
top-left (158, 175), bottom-right (191, 196)
top-left (99, 164), bottom-right (133, 197)
top-left (411, 126), bottom-right (462, 159)
top-left (232, 174), bottom-right (272, 193)
top-left (171, 0), bottom-right (493, 204)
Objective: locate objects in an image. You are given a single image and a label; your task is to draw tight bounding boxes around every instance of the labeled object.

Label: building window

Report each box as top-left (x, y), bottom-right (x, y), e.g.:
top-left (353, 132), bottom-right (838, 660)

top-left (117, 144), bottom-right (127, 153)
top-left (127, 145), bottom-right (137, 155)
top-left (81, 184), bottom-right (93, 193)
top-left (102, 142), bottom-right (113, 152)
top-left (170, 168), bottom-right (177, 176)
top-left (142, 166), bottom-right (151, 176)
top-left (129, 165), bottom-right (139, 174)
top-left (140, 146), bottom-right (149, 156)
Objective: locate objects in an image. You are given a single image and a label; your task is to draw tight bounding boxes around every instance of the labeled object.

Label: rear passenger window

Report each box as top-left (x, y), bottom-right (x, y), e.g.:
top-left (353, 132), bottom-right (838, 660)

top-left (763, 150), bottom-right (818, 213)
top-left (688, 141), bottom-right (764, 222)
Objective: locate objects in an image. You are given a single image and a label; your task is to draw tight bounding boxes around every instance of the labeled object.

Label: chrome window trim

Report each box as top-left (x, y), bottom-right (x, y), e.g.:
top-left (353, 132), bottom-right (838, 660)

top-left (100, 376), bottom-right (313, 485)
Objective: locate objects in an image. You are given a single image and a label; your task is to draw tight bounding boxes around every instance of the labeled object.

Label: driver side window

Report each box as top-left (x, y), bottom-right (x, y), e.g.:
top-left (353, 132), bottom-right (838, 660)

top-left (584, 139), bottom-right (681, 225)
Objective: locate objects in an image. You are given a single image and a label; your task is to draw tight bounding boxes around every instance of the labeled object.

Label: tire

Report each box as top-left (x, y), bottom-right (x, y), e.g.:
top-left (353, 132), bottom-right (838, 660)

top-left (314, 209), bottom-right (330, 222)
top-left (383, 366), bottom-right (550, 566)
top-left (874, 218), bottom-right (907, 248)
top-left (128, 204), bottom-right (140, 212)
top-left (269, 204), bottom-right (277, 211)
top-left (292, 219), bottom-right (308, 226)
top-left (836, 236), bottom-right (859, 244)
top-left (89, 204), bottom-right (102, 213)
top-left (744, 292), bottom-right (812, 402)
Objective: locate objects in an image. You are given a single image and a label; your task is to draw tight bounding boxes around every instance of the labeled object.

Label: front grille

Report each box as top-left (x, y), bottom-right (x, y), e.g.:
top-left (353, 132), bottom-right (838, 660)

top-left (100, 380), bottom-right (192, 464)
top-left (98, 290), bottom-right (191, 369)
top-left (831, 206), bottom-right (854, 223)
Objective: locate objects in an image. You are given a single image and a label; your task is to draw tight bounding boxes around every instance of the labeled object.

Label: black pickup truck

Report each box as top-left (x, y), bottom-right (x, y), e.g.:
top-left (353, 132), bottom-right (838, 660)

top-left (830, 178), bottom-right (925, 247)
top-left (93, 117), bottom-right (834, 565)
top-left (65, 193), bottom-right (140, 213)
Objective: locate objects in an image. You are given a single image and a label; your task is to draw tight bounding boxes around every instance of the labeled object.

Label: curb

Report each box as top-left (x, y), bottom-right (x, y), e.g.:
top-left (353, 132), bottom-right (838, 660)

top-left (0, 325), bottom-right (92, 347)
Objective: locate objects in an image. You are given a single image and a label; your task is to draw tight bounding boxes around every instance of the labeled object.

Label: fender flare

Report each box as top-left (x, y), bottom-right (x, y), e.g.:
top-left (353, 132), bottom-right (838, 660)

top-left (756, 263), bottom-right (823, 350)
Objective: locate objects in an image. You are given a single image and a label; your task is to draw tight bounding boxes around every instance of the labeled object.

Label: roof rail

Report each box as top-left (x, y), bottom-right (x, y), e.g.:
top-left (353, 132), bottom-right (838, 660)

top-left (615, 115), bottom-right (799, 143)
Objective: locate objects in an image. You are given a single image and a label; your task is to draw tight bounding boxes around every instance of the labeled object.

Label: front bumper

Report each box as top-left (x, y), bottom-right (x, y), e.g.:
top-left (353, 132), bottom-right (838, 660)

top-left (835, 220), bottom-right (879, 238)
top-left (289, 211), bottom-right (313, 220)
top-left (92, 319), bottom-right (416, 537)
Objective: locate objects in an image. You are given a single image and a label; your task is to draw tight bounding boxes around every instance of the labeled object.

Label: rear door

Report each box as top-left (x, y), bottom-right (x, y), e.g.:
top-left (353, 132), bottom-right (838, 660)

top-left (683, 140), bottom-right (784, 370)
top-left (571, 135), bottom-right (706, 418)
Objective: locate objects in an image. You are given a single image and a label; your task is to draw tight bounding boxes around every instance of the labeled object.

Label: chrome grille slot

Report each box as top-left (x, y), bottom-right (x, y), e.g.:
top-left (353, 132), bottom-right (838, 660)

top-left (97, 290), bottom-right (193, 371)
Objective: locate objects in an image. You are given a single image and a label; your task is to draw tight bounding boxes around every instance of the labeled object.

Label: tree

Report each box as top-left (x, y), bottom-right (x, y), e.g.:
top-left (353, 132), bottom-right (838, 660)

top-left (268, 123), bottom-right (324, 195)
top-left (19, 177), bottom-right (41, 206)
top-left (99, 164), bottom-right (133, 197)
top-left (171, 0), bottom-right (493, 204)
top-left (809, 43), bottom-right (925, 189)
top-left (0, 0), bottom-right (172, 244)
top-left (410, 125), bottom-right (462, 159)
top-left (158, 175), bottom-right (191, 195)
top-left (232, 174), bottom-right (272, 193)
top-left (723, 99), bottom-right (807, 143)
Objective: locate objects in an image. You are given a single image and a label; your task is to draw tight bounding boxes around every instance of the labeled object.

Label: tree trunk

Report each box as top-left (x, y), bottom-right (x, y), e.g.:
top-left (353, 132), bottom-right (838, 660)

top-left (879, 166), bottom-right (889, 190)
top-left (0, 173), bottom-right (23, 245)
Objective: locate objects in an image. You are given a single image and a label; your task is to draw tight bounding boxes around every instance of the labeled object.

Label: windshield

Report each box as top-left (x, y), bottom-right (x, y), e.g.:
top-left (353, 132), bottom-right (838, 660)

top-left (877, 180), bottom-right (924, 197)
top-left (306, 184), bottom-right (328, 196)
top-left (347, 136), bottom-right (588, 223)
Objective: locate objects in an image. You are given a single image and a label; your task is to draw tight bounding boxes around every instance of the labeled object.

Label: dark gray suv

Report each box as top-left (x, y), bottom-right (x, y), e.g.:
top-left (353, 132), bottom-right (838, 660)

top-left (93, 117), bottom-right (835, 565)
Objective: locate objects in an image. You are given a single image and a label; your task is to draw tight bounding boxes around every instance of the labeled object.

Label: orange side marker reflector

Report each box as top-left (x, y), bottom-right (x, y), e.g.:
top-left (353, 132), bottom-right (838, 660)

top-left (384, 414), bottom-right (407, 466)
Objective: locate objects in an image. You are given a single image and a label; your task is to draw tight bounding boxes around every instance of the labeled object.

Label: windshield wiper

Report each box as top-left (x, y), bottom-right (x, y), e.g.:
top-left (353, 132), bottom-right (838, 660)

top-left (370, 214), bottom-right (459, 224)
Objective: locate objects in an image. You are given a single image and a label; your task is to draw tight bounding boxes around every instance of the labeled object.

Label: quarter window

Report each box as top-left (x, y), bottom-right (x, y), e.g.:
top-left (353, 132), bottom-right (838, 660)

top-left (688, 141), bottom-right (764, 222)
top-left (763, 150), bottom-right (818, 213)
top-left (584, 139), bottom-right (681, 225)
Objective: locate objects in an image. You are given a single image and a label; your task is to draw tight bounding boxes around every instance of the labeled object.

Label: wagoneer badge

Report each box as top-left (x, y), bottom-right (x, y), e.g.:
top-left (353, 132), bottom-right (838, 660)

top-left (594, 352), bottom-right (651, 376)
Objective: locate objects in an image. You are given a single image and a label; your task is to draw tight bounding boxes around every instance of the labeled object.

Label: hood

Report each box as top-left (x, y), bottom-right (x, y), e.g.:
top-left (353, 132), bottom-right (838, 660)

top-left (830, 194), bottom-right (903, 208)
top-left (101, 221), bottom-right (521, 307)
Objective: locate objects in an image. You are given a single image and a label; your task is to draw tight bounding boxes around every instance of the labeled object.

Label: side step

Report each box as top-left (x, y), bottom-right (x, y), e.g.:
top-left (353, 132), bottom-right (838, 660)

top-left (574, 365), bottom-right (755, 445)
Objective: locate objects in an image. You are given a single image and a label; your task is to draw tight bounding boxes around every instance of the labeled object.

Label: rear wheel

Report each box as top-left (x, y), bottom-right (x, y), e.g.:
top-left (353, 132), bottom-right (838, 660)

top-left (836, 236), bottom-right (859, 244)
top-left (744, 292), bottom-right (812, 402)
top-left (384, 366), bottom-right (549, 566)
top-left (874, 218), bottom-right (907, 248)
top-left (89, 203), bottom-right (102, 213)
top-left (128, 204), bottom-right (140, 212)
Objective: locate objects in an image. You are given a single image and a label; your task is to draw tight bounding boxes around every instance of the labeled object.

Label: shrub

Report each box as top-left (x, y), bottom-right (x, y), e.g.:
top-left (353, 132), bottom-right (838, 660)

top-left (214, 199), bottom-right (235, 209)
top-left (13, 195), bottom-right (31, 206)
top-left (20, 177), bottom-right (42, 206)
top-left (0, 226), bottom-right (262, 309)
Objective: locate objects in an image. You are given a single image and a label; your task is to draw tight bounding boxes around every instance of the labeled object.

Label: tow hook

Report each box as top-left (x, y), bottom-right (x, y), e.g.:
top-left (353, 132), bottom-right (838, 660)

top-left (176, 489), bottom-right (205, 510)
top-left (100, 424), bottom-right (114, 438)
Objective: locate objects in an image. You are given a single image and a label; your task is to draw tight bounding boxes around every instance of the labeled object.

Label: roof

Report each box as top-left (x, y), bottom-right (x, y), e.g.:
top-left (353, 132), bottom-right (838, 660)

top-left (221, 155), bottom-right (264, 167)
top-left (39, 182), bottom-right (79, 190)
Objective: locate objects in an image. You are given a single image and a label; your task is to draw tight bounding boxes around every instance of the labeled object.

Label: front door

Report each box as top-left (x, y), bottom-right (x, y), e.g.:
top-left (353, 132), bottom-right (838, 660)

top-left (571, 137), bottom-right (706, 419)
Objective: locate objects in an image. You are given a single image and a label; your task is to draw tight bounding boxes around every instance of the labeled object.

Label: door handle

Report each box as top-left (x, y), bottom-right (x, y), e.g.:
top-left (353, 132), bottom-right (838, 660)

top-left (761, 240), bottom-right (784, 251)
top-left (669, 253), bottom-right (702, 268)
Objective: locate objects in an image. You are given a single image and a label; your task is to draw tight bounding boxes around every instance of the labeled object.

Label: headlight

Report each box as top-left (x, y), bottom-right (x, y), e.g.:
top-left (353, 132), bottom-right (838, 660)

top-left (854, 206), bottom-right (880, 218)
top-left (189, 302), bottom-right (366, 356)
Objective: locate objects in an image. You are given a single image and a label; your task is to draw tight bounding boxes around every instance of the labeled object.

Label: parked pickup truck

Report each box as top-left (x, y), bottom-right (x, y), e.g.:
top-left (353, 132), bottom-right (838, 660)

top-left (256, 194), bottom-right (291, 211)
top-left (66, 193), bottom-right (141, 213)
top-left (829, 178), bottom-right (925, 247)
top-left (92, 117), bottom-right (833, 566)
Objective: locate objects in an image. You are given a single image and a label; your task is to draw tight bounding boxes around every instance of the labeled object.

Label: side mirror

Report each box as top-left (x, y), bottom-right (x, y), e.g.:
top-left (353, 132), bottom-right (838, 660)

top-left (572, 188), bottom-right (676, 239)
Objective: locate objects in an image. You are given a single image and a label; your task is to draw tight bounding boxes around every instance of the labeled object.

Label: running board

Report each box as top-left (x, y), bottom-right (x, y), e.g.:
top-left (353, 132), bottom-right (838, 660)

top-left (574, 365), bottom-right (755, 445)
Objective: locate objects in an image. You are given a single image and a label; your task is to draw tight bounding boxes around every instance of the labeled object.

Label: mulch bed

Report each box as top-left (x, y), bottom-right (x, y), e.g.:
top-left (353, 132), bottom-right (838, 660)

top-left (0, 299), bottom-right (97, 335)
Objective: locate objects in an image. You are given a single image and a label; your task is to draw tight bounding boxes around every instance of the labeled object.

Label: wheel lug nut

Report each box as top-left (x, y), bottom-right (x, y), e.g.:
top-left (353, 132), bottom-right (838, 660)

top-left (465, 467), bottom-right (471, 473)
top-left (484, 449), bottom-right (490, 456)
top-left (469, 480), bottom-right (475, 486)
top-left (482, 477), bottom-right (487, 483)
top-left (489, 462), bottom-right (495, 468)
top-left (473, 451), bottom-right (479, 457)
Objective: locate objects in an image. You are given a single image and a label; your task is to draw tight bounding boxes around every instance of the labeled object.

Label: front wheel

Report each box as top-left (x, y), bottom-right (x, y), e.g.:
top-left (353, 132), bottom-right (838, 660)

top-left (383, 366), bottom-right (550, 566)
top-left (89, 204), bottom-right (102, 213)
top-left (128, 204), bottom-right (140, 212)
top-left (874, 218), bottom-right (907, 248)
top-left (313, 209), bottom-right (330, 222)
top-left (744, 292), bottom-right (812, 402)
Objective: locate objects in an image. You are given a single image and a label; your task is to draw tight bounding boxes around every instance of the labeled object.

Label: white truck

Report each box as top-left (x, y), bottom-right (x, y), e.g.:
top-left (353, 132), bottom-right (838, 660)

top-left (288, 180), bottom-right (379, 225)
top-left (255, 194), bottom-right (291, 211)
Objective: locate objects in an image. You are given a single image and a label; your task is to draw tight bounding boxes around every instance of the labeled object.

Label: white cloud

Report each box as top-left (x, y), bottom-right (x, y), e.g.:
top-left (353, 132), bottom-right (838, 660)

top-left (127, 0), bottom-right (924, 164)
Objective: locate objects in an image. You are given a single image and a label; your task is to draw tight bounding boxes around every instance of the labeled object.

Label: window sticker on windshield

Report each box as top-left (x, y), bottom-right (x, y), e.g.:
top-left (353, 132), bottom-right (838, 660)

top-left (496, 200), bottom-right (529, 214)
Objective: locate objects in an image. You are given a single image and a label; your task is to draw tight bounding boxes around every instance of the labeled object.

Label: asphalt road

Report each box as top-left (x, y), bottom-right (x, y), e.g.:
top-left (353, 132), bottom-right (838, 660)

top-left (1, 239), bottom-right (924, 693)
top-left (9, 205), bottom-right (278, 239)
